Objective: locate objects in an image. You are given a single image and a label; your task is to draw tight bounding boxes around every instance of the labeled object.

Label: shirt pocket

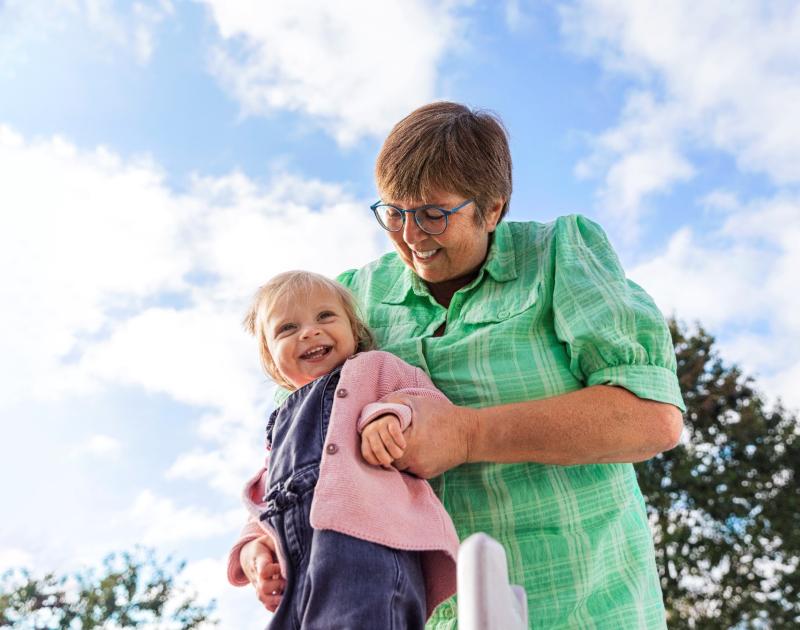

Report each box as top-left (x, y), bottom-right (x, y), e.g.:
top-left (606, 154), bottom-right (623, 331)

top-left (461, 277), bottom-right (543, 325)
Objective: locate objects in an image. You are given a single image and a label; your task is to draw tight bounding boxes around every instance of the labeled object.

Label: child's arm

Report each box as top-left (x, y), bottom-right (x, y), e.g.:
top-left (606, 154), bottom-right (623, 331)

top-left (228, 460), bottom-right (286, 611)
top-left (357, 361), bottom-right (449, 468)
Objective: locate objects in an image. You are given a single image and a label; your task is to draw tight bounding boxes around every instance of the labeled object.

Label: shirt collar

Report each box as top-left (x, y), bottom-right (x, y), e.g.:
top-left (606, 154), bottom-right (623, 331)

top-left (482, 221), bottom-right (517, 283)
top-left (381, 222), bottom-right (517, 304)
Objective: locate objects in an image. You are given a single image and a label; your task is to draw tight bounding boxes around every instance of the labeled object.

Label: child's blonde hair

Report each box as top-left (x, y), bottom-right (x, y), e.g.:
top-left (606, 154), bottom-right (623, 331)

top-left (243, 270), bottom-right (375, 390)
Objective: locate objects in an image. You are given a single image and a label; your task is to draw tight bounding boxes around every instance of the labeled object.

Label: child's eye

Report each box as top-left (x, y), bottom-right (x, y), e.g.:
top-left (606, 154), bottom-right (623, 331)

top-left (277, 323), bottom-right (296, 334)
top-left (318, 311), bottom-right (335, 320)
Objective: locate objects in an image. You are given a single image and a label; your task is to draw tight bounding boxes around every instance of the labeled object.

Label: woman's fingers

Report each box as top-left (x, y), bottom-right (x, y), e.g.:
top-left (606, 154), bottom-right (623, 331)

top-left (380, 421), bottom-right (406, 459)
top-left (386, 418), bottom-right (407, 450)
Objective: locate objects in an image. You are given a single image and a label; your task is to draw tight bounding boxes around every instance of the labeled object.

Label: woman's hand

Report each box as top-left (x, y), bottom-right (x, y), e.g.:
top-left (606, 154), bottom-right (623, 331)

top-left (383, 394), bottom-right (477, 479)
top-left (240, 535), bottom-right (285, 612)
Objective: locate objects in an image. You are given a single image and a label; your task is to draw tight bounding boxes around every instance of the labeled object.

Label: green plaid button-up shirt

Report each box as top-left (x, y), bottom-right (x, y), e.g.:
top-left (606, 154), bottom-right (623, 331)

top-left (338, 215), bottom-right (685, 629)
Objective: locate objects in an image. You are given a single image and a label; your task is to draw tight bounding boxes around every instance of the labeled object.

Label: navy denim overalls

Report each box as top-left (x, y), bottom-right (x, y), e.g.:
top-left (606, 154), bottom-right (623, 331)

top-left (260, 367), bottom-right (427, 630)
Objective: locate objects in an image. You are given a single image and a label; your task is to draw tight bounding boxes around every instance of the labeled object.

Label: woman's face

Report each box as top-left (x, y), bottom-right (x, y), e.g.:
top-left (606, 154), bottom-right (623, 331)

top-left (383, 191), bottom-right (503, 286)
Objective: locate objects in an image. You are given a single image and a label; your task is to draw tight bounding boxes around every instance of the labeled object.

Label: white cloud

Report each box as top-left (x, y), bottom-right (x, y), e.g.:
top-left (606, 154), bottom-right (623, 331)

top-left (629, 192), bottom-right (800, 410)
top-left (0, 123), bottom-right (388, 623)
top-left (628, 227), bottom-right (765, 329)
top-left (0, 125), bottom-right (385, 408)
top-left (561, 1), bottom-right (800, 223)
top-left (201, 0), bottom-right (470, 145)
top-left (574, 92), bottom-right (694, 228)
top-left (559, 1), bottom-right (800, 408)
top-left (75, 433), bottom-right (122, 458)
top-left (79, 307), bottom-right (257, 416)
top-left (0, 0), bottom-right (173, 67)
top-left (185, 171), bottom-right (385, 297)
top-left (0, 125), bottom-right (192, 405)
top-left (127, 490), bottom-right (243, 546)
top-left (166, 422), bottom-right (265, 498)
top-left (504, 0), bottom-right (535, 32)
top-left (131, 1), bottom-right (175, 63)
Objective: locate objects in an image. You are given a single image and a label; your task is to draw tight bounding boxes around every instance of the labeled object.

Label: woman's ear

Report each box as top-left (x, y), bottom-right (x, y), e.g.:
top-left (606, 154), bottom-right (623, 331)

top-left (485, 198), bottom-right (505, 232)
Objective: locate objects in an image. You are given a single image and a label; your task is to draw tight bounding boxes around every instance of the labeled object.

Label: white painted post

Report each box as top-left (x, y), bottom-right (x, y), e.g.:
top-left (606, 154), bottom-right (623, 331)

top-left (457, 533), bottom-right (528, 630)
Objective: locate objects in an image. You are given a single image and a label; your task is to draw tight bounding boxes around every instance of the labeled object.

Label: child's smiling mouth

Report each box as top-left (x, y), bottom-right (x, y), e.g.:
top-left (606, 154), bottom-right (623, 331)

top-left (300, 345), bottom-right (332, 361)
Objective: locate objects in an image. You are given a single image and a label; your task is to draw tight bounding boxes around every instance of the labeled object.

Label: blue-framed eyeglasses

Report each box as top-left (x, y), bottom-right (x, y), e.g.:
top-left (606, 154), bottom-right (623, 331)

top-left (370, 198), bottom-right (475, 235)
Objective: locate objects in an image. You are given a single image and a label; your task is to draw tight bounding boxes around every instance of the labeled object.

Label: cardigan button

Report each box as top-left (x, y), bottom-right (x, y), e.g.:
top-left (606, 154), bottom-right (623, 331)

top-left (336, 388), bottom-right (348, 398)
top-left (326, 443), bottom-right (339, 455)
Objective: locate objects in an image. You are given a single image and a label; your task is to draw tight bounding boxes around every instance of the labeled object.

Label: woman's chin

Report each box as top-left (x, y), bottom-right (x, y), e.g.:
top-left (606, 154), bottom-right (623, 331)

top-left (411, 259), bottom-right (447, 283)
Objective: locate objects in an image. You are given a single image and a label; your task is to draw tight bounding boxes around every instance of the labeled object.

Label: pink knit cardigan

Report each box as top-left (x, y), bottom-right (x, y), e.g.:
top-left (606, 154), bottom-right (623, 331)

top-left (227, 350), bottom-right (460, 617)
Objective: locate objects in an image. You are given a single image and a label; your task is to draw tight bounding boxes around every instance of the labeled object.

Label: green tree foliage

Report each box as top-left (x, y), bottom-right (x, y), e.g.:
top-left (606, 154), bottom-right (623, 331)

top-left (0, 548), bottom-right (216, 629)
top-left (636, 321), bottom-right (800, 629)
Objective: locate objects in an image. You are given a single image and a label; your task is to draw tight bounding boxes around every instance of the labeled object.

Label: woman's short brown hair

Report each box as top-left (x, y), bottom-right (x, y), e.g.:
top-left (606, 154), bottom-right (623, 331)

top-left (375, 101), bottom-right (512, 224)
top-left (243, 271), bottom-right (375, 390)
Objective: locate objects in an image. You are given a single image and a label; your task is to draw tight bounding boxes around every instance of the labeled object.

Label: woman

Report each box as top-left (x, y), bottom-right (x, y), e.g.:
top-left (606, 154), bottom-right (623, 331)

top-left (236, 102), bottom-right (685, 628)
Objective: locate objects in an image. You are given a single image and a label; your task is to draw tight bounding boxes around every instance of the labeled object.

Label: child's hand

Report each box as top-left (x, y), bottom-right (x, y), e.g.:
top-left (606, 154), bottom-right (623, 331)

top-left (360, 413), bottom-right (407, 468)
top-left (240, 535), bottom-right (285, 612)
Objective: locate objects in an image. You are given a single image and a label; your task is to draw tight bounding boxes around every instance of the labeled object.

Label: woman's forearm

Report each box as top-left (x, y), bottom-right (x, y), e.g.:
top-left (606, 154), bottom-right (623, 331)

top-left (466, 385), bottom-right (684, 466)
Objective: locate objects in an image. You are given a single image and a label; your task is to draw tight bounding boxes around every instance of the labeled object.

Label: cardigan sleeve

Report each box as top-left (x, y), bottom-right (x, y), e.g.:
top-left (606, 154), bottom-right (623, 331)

top-left (227, 462), bottom-right (279, 586)
top-left (356, 355), bottom-right (449, 431)
top-left (227, 518), bottom-right (267, 586)
top-left (358, 402), bottom-right (413, 432)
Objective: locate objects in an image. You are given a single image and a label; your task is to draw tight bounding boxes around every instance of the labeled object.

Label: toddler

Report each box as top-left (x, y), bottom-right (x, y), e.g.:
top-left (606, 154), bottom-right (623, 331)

top-left (227, 271), bottom-right (459, 629)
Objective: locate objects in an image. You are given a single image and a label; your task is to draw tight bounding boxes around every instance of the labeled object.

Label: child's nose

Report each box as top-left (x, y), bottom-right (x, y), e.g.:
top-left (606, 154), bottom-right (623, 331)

top-left (300, 325), bottom-right (321, 339)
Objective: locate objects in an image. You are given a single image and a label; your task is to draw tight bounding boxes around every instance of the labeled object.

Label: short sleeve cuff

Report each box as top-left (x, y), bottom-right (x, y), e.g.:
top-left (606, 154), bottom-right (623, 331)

top-left (587, 364), bottom-right (686, 412)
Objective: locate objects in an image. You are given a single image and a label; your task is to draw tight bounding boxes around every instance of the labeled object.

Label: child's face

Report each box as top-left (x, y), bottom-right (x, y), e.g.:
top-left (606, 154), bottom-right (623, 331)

top-left (265, 285), bottom-right (358, 389)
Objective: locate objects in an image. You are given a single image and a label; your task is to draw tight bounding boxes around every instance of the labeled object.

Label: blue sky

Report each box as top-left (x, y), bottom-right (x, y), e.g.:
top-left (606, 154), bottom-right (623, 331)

top-left (2, 1), bottom-right (799, 627)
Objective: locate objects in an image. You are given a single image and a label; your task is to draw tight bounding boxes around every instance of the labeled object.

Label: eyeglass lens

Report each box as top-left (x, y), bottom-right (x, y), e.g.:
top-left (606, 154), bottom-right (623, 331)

top-left (378, 206), bottom-right (447, 235)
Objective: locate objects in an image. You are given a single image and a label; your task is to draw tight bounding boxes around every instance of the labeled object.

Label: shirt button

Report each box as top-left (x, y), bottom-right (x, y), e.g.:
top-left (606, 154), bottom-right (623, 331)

top-left (498, 309), bottom-right (509, 319)
top-left (336, 388), bottom-right (348, 398)
top-left (442, 606), bottom-right (454, 619)
top-left (326, 443), bottom-right (338, 455)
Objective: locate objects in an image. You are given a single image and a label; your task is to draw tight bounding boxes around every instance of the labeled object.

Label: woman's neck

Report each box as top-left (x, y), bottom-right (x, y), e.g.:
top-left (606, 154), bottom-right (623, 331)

top-left (425, 269), bottom-right (480, 308)
top-left (425, 233), bottom-right (494, 307)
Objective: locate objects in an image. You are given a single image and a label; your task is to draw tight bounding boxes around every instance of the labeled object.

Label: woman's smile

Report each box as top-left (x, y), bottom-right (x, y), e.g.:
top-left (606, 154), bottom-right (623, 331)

top-left (386, 191), bottom-right (501, 289)
top-left (411, 247), bottom-right (440, 261)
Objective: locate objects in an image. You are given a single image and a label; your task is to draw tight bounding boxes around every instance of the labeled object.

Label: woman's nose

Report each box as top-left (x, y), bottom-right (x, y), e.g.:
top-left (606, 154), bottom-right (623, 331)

top-left (402, 213), bottom-right (426, 244)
